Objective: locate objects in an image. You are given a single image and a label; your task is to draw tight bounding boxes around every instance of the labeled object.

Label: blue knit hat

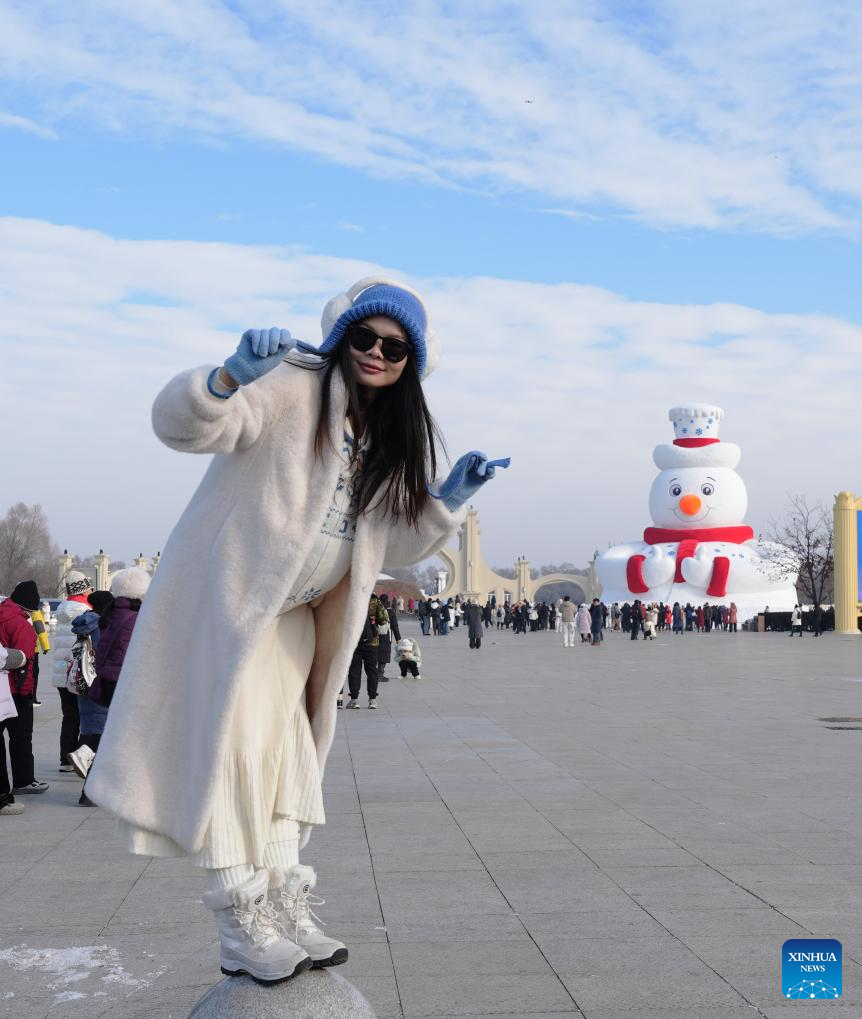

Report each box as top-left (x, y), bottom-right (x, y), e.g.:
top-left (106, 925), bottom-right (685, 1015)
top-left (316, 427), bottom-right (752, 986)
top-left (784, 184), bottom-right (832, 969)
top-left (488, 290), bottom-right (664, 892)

top-left (302, 277), bottom-right (439, 380)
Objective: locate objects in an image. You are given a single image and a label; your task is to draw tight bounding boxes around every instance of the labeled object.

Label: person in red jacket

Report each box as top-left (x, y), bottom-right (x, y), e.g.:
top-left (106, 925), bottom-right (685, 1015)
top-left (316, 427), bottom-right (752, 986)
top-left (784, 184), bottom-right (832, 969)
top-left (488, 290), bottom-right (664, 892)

top-left (0, 581), bottom-right (49, 805)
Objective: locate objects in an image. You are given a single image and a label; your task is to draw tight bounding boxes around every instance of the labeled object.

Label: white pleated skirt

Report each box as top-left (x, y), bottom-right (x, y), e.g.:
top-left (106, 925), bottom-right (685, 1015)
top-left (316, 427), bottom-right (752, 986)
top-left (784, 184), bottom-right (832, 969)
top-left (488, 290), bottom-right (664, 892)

top-left (121, 603), bottom-right (325, 868)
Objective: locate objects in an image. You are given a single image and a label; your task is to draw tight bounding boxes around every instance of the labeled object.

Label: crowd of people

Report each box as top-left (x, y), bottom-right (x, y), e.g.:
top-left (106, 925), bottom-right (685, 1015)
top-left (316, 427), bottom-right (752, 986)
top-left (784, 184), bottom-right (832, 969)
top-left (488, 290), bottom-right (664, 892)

top-left (615, 599), bottom-right (740, 637)
top-left (0, 568), bottom-right (150, 817)
top-left (323, 590), bottom-right (760, 717)
top-left (400, 592), bottom-right (746, 646)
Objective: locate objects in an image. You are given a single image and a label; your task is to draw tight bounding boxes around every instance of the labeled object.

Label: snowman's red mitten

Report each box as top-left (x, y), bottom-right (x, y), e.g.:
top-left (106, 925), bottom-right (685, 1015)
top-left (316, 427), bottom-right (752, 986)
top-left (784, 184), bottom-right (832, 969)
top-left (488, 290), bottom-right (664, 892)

top-left (706, 557), bottom-right (731, 598)
top-left (626, 555), bottom-right (649, 594)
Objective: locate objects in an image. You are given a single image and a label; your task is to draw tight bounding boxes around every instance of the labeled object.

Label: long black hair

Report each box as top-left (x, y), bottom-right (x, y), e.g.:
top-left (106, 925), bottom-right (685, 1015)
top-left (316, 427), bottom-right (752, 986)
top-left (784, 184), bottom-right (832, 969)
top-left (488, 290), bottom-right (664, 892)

top-left (292, 336), bottom-right (444, 527)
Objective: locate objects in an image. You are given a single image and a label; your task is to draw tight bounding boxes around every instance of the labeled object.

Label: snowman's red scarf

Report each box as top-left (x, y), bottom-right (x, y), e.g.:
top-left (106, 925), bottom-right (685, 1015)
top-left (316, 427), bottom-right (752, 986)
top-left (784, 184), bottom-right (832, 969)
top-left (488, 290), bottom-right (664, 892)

top-left (627, 525), bottom-right (754, 597)
top-left (643, 526), bottom-right (754, 545)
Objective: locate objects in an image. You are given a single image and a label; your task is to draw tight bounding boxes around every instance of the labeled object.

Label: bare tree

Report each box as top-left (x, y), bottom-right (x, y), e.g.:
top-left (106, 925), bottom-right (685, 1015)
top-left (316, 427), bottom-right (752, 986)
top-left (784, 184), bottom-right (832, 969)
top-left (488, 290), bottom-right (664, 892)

top-left (538, 562), bottom-right (589, 576)
top-left (414, 563), bottom-right (443, 593)
top-left (0, 503), bottom-right (61, 596)
top-left (765, 495), bottom-right (834, 607)
top-left (383, 564), bottom-right (422, 584)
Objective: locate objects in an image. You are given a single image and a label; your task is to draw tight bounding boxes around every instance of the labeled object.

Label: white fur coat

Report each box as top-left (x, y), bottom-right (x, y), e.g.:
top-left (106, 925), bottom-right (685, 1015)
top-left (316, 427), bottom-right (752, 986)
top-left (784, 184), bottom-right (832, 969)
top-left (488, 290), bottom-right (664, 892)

top-left (87, 361), bottom-right (462, 851)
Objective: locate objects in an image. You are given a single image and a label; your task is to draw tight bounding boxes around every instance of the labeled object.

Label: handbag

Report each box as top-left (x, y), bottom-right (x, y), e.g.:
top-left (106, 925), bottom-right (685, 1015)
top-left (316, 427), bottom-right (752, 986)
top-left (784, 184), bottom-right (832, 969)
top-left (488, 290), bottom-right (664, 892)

top-left (67, 637), bottom-right (97, 694)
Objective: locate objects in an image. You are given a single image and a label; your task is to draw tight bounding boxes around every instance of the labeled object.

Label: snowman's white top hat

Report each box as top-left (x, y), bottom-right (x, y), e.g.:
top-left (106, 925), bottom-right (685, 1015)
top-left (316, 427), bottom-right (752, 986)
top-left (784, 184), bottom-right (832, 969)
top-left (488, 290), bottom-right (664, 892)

top-left (653, 404), bottom-right (741, 469)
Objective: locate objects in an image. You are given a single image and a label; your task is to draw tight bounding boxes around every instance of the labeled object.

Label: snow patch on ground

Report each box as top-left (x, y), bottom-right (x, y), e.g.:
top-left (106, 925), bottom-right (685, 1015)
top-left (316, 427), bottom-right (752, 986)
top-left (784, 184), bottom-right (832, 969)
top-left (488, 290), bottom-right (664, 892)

top-left (0, 945), bottom-right (164, 1004)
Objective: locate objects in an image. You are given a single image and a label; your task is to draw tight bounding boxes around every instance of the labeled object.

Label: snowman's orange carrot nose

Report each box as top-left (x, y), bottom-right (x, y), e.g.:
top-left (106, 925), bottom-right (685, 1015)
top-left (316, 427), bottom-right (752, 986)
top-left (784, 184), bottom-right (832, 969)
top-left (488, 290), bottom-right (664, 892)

top-left (679, 494), bottom-right (702, 515)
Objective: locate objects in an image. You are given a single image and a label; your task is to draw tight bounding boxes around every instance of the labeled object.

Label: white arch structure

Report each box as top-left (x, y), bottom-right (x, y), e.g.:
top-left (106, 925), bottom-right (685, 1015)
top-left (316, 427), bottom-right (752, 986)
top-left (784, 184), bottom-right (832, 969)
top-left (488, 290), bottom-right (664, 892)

top-left (57, 550), bottom-right (161, 595)
top-left (435, 508), bottom-right (599, 603)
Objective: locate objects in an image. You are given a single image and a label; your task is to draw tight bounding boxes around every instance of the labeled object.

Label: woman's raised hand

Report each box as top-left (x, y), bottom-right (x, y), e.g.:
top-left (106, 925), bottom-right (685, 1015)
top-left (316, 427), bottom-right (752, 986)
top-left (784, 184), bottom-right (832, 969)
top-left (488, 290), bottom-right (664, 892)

top-left (223, 328), bottom-right (295, 386)
top-left (430, 451), bottom-right (511, 512)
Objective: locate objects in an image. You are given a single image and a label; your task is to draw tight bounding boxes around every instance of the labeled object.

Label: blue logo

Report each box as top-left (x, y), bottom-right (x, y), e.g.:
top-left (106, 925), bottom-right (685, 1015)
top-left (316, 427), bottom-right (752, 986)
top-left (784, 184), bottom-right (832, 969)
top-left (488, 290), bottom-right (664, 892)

top-left (783, 939), bottom-right (841, 999)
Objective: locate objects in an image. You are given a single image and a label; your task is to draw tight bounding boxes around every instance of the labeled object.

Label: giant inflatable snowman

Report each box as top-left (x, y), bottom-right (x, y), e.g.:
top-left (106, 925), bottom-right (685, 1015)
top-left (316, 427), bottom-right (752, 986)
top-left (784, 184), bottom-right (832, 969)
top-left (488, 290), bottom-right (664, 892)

top-left (597, 405), bottom-right (798, 619)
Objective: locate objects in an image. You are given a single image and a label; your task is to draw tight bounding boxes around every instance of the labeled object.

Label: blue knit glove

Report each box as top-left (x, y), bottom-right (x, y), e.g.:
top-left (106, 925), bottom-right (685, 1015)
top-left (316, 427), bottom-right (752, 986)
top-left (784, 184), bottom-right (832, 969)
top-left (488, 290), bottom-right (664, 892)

top-left (430, 451), bottom-right (511, 512)
top-left (223, 328), bottom-right (295, 386)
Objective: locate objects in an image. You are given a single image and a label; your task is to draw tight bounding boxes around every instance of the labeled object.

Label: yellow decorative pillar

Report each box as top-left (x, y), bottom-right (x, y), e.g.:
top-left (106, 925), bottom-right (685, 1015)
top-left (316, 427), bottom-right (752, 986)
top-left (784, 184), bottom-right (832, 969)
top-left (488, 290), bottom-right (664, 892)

top-left (94, 550), bottom-right (110, 591)
top-left (833, 491), bottom-right (861, 636)
top-left (464, 508), bottom-right (480, 599)
top-left (589, 557), bottom-right (601, 600)
top-left (133, 552), bottom-right (149, 571)
top-left (516, 558), bottom-right (532, 602)
top-left (58, 550), bottom-right (74, 597)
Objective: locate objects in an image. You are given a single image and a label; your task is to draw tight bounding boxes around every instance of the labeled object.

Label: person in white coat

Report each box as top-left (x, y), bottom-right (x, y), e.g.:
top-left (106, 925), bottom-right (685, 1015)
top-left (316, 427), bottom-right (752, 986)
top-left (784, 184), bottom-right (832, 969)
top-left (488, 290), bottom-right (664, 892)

top-left (52, 572), bottom-right (94, 772)
top-left (559, 596), bottom-right (577, 647)
top-left (86, 277), bottom-right (508, 985)
top-left (575, 603), bottom-right (592, 643)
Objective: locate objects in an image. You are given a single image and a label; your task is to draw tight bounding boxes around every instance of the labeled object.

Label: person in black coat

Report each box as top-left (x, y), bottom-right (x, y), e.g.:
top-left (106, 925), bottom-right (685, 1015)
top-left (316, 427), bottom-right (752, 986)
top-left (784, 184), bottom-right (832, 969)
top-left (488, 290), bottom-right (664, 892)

top-left (466, 600), bottom-right (484, 649)
top-left (589, 598), bottom-right (604, 647)
top-left (439, 599), bottom-right (451, 635)
top-left (376, 593), bottom-right (398, 681)
top-left (429, 599), bottom-right (441, 635)
top-left (417, 598), bottom-right (430, 636)
top-left (539, 602), bottom-right (550, 630)
top-left (629, 600), bottom-right (642, 640)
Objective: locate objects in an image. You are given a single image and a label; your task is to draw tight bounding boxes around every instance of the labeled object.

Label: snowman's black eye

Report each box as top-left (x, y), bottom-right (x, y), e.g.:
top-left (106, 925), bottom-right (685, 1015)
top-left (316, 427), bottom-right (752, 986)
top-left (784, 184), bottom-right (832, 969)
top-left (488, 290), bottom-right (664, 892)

top-left (701, 483), bottom-right (714, 496)
top-left (670, 484), bottom-right (682, 497)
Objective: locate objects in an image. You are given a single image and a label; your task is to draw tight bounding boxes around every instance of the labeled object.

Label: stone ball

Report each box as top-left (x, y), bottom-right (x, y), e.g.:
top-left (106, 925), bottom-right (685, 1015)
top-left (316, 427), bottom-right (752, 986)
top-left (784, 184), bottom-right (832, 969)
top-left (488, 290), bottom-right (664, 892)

top-left (187, 971), bottom-right (377, 1019)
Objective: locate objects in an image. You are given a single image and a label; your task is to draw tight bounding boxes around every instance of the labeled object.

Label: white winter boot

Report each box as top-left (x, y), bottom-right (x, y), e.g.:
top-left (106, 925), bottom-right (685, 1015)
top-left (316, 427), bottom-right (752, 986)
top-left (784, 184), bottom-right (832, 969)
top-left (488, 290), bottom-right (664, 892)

top-left (269, 865), bottom-right (348, 967)
top-left (202, 869), bottom-right (311, 984)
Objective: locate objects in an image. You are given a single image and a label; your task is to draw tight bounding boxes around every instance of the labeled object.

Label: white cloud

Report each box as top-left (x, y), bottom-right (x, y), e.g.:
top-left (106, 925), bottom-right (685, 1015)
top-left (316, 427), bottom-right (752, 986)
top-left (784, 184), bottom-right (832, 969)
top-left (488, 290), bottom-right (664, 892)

top-left (0, 109), bottom-right (57, 139)
top-left (4, 217), bottom-right (859, 569)
top-left (337, 221), bottom-right (364, 233)
top-left (1, 1), bottom-right (861, 232)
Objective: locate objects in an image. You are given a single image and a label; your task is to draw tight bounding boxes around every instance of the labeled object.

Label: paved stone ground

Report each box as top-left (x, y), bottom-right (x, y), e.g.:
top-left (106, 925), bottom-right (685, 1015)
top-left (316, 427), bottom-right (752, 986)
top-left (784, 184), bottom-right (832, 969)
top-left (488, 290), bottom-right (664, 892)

top-left (1, 623), bottom-right (861, 1018)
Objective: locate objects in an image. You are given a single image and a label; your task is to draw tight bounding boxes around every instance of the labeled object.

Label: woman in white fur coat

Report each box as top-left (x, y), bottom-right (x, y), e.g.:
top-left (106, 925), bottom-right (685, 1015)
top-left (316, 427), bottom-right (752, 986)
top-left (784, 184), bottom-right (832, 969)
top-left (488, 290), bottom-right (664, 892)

top-left (87, 278), bottom-right (507, 986)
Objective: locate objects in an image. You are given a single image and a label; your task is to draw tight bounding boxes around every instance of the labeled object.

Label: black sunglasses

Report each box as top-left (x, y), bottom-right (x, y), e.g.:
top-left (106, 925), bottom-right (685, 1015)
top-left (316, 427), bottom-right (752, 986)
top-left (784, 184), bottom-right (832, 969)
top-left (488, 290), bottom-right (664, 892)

top-left (346, 323), bottom-right (412, 363)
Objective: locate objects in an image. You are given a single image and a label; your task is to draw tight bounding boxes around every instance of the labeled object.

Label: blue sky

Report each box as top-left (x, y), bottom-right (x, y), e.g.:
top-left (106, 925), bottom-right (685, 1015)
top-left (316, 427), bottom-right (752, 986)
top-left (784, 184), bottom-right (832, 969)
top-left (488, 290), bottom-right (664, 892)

top-left (4, 1), bottom-right (862, 567)
top-left (6, 126), bottom-right (862, 320)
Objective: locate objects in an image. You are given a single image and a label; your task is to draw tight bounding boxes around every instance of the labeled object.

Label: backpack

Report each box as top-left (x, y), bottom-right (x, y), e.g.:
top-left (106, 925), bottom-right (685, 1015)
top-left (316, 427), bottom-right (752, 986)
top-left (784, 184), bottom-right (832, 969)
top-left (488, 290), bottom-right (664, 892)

top-left (67, 636), bottom-right (98, 694)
